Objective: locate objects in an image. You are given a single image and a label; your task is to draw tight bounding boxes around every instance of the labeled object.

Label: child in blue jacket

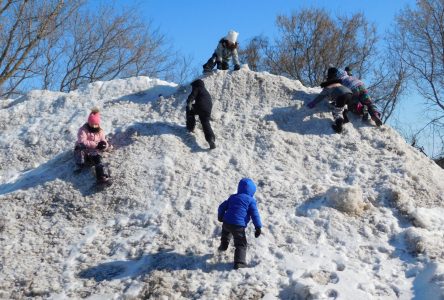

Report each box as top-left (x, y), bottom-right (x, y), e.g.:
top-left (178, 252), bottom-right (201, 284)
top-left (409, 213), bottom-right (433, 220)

top-left (217, 178), bottom-right (263, 269)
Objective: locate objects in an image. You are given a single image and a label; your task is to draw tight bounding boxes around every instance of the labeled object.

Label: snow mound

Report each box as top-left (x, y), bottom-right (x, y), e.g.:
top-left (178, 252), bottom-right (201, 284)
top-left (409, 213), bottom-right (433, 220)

top-left (1, 69), bottom-right (444, 299)
top-left (326, 185), bottom-right (368, 216)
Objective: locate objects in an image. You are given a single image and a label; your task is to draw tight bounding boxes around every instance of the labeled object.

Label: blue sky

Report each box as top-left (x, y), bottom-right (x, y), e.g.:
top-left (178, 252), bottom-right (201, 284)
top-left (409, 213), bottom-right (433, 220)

top-left (105, 0), bottom-right (415, 70)
top-left (94, 0), bottom-right (438, 155)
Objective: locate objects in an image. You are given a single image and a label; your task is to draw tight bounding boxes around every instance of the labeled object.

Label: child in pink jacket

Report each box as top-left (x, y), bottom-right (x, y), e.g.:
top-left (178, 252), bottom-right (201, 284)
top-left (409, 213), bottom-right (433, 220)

top-left (74, 108), bottom-right (110, 184)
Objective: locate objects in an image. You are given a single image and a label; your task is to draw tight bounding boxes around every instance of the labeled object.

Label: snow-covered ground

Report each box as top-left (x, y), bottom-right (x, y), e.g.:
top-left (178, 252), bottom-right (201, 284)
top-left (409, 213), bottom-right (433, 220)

top-left (1, 69), bottom-right (443, 299)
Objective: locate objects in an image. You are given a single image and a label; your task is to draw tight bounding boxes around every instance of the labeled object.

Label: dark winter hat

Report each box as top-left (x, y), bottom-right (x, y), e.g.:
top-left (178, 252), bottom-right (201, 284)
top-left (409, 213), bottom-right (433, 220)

top-left (327, 67), bottom-right (339, 80)
top-left (191, 79), bottom-right (205, 88)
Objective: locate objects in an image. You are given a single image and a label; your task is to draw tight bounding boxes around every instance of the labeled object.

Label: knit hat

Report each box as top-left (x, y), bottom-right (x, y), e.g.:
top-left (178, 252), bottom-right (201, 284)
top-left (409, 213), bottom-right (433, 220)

top-left (225, 30), bottom-right (239, 44)
top-left (87, 108), bottom-right (101, 126)
top-left (327, 67), bottom-right (339, 80)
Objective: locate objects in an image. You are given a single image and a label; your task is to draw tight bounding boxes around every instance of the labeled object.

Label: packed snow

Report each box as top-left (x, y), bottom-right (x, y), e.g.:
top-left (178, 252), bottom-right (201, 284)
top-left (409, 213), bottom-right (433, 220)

top-left (1, 69), bottom-right (444, 299)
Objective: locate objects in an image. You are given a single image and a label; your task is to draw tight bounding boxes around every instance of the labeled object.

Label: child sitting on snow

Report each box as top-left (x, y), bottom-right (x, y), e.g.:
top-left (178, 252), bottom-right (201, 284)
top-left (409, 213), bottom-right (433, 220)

top-left (203, 30), bottom-right (241, 73)
top-left (217, 178), bottom-right (262, 269)
top-left (74, 108), bottom-right (111, 184)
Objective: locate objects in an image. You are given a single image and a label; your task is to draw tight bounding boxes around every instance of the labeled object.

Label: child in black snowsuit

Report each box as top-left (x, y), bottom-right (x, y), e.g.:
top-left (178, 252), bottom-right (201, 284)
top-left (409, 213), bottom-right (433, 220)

top-left (186, 79), bottom-right (216, 149)
top-left (217, 178), bottom-right (263, 269)
top-left (203, 30), bottom-right (241, 72)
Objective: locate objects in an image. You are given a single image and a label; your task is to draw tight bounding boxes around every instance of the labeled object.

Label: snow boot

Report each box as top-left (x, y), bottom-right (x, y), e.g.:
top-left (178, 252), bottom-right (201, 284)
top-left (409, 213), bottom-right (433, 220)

top-left (342, 109), bottom-right (349, 124)
top-left (218, 242), bottom-right (228, 252)
top-left (234, 262), bottom-right (247, 270)
top-left (362, 105), bottom-right (369, 121)
top-left (209, 139), bottom-right (216, 150)
top-left (331, 118), bottom-right (344, 134)
top-left (371, 112), bottom-right (383, 127)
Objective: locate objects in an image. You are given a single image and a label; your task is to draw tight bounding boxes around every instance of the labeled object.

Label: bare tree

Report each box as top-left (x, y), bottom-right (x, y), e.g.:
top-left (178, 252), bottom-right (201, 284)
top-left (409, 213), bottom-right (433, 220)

top-left (389, 0), bottom-right (444, 154)
top-left (238, 35), bottom-right (269, 72)
top-left (261, 9), bottom-right (377, 87)
top-left (54, 5), bottom-right (174, 92)
top-left (0, 0), bottom-right (82, 97)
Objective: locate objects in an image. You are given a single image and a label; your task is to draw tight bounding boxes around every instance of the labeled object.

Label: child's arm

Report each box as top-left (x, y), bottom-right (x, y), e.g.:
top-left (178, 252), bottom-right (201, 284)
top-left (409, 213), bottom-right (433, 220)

top-left (186, 87), bottom-right (199, 109)
top-left (307, 88), bottom-right (328, 108)
top-left (231, 48), bottom-right (240, 66)
top-left (248, 200), bottom-right (262, 228)
top-left (217, 200), bottom-right (228, 222)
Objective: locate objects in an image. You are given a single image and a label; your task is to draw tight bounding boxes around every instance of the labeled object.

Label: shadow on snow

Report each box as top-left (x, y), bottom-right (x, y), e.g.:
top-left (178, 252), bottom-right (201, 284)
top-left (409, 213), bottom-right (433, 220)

top-left (109, 121), bottom-right (210, 153)
top-left (78, 250), bottom-right (231, 281)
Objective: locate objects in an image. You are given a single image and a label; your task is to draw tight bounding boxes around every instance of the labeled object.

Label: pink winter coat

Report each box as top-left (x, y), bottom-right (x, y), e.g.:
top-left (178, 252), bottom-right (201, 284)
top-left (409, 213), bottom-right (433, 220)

top-left (76, 124), bottom-right (108, 154)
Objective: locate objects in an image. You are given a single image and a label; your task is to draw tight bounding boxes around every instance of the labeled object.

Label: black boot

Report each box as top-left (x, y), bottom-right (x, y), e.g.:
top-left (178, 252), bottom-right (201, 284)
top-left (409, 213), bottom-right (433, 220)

top-left (343, 109), bottom-right (349, 124)
top-left (371, 112), bottom-right (383, 126)
top-left (209, 139), bottom-right (216, 150)
top-left (218, 242), bottom-right (228, 251)
top-left (95, 164), bottom-right (110, 184)
top-left (234, 262), bottom-right (247, 269)
top-left (332, 118), bottom-right (344, 133)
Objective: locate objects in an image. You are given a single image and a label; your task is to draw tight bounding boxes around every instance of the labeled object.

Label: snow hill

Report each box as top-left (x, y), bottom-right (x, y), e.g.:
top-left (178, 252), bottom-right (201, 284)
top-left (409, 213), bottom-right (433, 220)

top-left (1, 68), bottom-right (444, 299)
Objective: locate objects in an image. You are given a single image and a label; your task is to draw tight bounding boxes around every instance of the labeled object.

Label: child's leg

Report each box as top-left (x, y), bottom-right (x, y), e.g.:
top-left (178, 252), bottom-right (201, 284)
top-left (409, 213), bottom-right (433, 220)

top-left (232, 226), bottom-right (247, 265)
top-left (357, 88), bottom-right (382, 126)
top-left (89, 154), bottom-right (107, 181)
top-left (219, 223), bottom-right (232, 251)
top-left (203, 53), bottom-right (217, 71)
top-left (74, 143), bottom-right (87, 166)
top-left (331, 94), bottom-right (349, 133)
top-left (198, 113), bottom-right (215, 148)
top-left (186, 108), bottom-right (196, 132)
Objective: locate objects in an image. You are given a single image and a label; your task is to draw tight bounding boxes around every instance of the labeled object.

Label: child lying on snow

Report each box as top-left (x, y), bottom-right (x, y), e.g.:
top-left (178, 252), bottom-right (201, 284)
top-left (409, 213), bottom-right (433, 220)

top-left (74, 108), bottom-right (111, 184)
top-left (217, 178), bottom-right (263, 269)
top-left (307, 71), bottom-right (353, 134)
top-left (321, 67), bottom-right (383, 126)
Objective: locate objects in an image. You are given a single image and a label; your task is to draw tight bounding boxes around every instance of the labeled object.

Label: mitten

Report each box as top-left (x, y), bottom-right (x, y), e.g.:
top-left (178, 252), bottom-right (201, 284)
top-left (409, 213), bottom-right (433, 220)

top-left (254, 227), bottom-right (261, 238)
top-left (97, 141), bottom-right (107, 150)
top-left (218, 215), bottom-right (224, 222)
top-left (234, 64), bottom-right (240, 71)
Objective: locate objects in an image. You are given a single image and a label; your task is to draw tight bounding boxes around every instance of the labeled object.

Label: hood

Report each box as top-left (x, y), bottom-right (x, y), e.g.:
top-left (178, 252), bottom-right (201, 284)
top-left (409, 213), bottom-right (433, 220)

top-left (237, 178), bottom-right (256, 196)
top-left (191, 79), bottom-right (205, 88)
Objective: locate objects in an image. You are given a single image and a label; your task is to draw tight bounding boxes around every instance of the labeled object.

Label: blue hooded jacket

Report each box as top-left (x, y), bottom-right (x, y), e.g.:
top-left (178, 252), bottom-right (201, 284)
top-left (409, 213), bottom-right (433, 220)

top-left (218, 178), bottom-right (263, 228)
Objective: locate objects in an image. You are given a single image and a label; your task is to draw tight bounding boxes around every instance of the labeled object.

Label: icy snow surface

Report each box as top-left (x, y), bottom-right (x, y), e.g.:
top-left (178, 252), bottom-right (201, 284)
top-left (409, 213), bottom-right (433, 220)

top-left (1, 70), bottom-right (444, 299)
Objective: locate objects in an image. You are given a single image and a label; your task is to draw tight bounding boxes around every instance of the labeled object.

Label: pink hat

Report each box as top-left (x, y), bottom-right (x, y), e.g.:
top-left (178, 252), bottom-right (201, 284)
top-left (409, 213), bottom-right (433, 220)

top-left (88, 110), bottom-right (101, 126)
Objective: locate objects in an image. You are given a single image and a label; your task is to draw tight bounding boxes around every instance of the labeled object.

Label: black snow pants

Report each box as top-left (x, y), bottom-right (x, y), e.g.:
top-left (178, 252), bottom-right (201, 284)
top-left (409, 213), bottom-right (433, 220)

top-left (74, 143), bottom-right (107, 179)
top-left (220, 223), bottom-right (248, 264)
top-left (186, 107), bottom-right (215, 144)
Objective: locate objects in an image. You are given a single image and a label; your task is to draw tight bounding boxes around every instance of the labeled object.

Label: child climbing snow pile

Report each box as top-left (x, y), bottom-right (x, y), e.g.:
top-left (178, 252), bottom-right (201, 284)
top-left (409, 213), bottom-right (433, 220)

top-left (217, 178), bottom-right (263, 269)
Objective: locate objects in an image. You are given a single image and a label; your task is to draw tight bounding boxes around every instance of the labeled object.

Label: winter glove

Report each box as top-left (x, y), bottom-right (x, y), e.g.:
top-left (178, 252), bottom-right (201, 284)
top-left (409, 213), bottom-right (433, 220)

top-left (97, 141), bottom-right (107, 150)
top-left (307, 101), bottom-right (316, 109)
top-left (218, 215), bottom-right (224, 222)
top-left (234, 64), bottom-right (240, 71)
top-left (254, 227), bottom-right (261, 238)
